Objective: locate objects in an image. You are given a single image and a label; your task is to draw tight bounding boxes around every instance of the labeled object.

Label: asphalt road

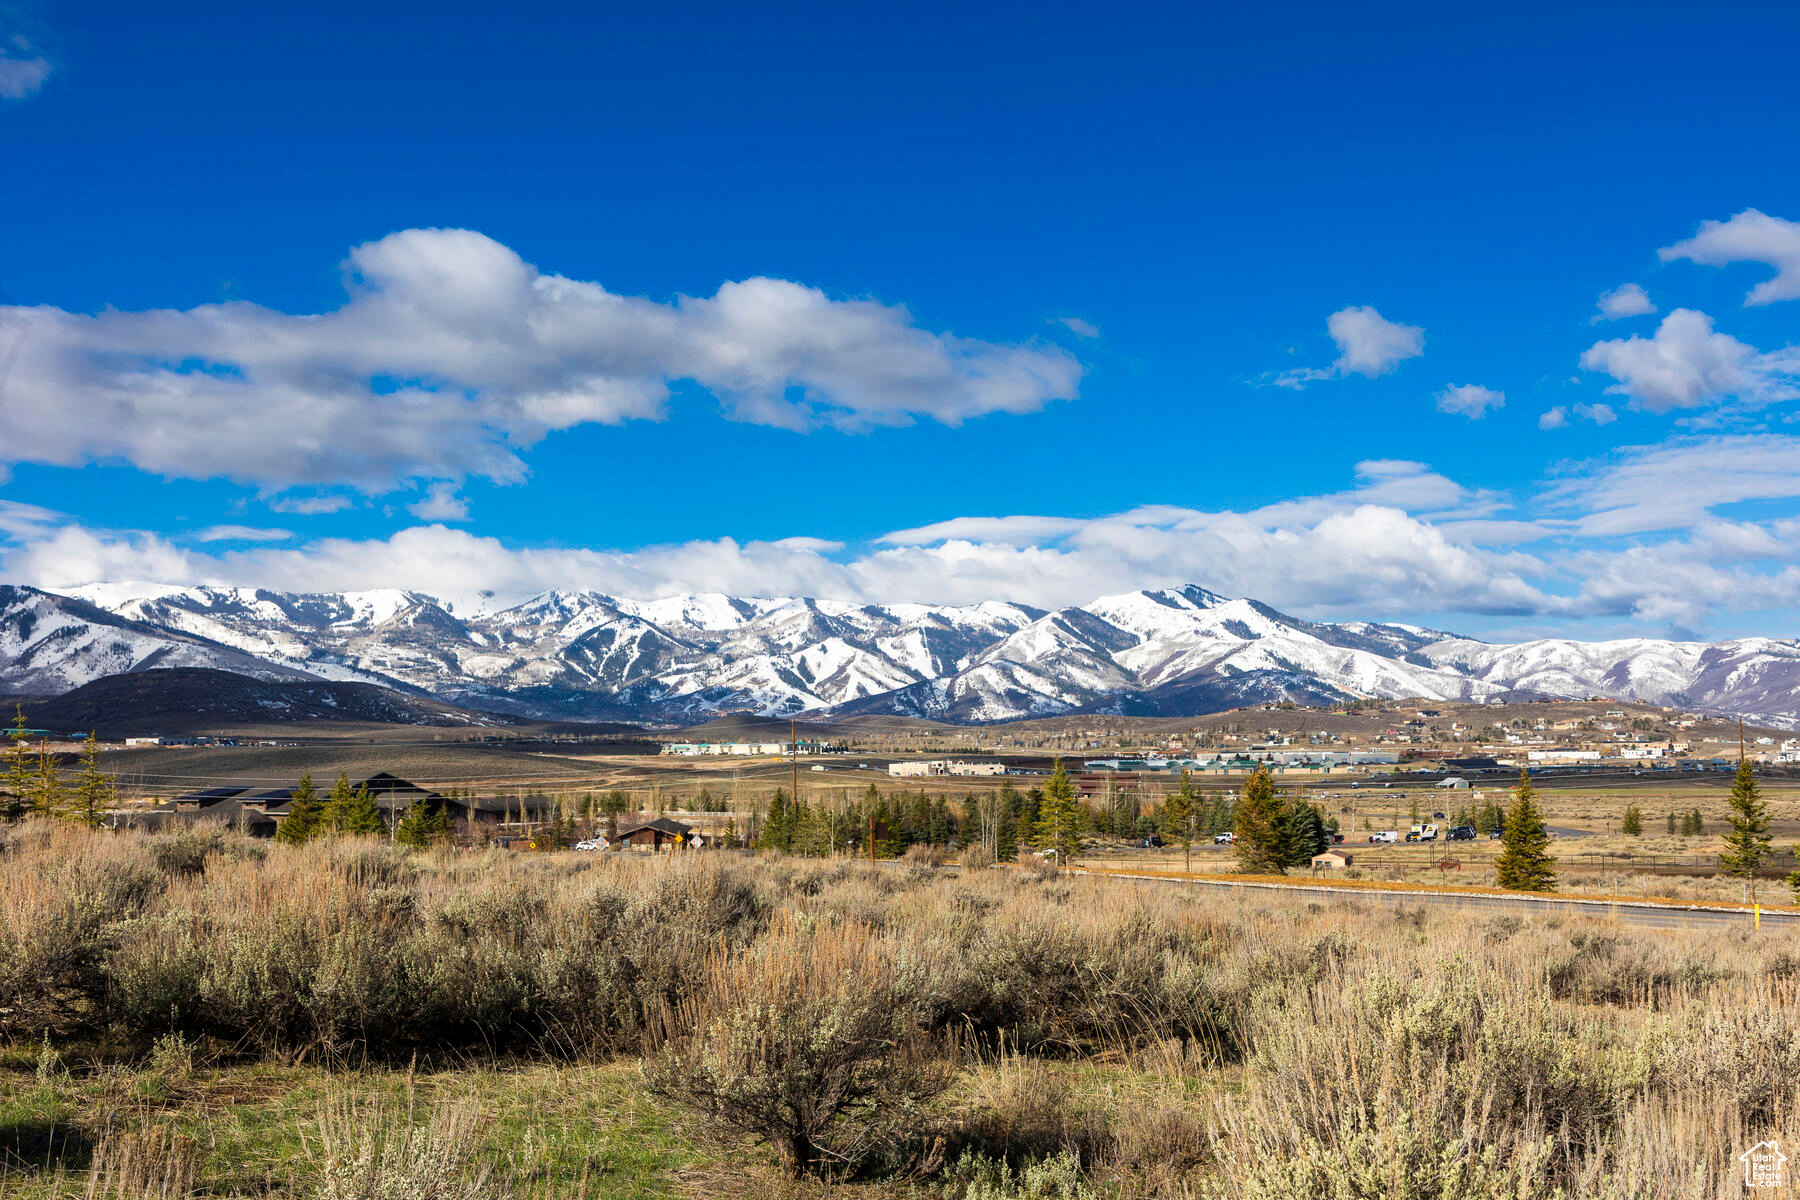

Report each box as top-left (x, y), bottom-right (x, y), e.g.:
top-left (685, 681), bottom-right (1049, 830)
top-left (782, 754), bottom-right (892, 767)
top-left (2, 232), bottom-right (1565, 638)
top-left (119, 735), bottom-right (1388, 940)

top-left (1076, 869), bottom-right (1798, 931)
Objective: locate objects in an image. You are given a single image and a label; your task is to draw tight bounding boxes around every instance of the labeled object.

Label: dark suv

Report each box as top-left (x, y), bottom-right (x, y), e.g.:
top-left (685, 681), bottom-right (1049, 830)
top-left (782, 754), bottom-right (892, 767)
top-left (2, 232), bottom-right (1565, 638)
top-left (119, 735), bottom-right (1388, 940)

top-left (1446, 825), bottom-right (1477, 841)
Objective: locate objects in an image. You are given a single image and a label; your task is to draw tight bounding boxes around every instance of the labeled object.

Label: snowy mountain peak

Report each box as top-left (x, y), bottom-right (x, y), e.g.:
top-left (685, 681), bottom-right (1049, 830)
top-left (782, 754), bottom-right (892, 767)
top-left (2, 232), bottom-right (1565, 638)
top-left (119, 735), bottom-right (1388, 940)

top-left (6, 581), bottom-right (1799, 728)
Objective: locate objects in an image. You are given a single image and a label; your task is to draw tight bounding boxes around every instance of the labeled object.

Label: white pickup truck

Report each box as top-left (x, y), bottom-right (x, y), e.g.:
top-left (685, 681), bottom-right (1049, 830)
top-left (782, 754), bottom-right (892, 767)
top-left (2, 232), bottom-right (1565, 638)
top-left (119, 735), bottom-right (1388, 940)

top-left (1367, 830), bottom-right (1398, 843)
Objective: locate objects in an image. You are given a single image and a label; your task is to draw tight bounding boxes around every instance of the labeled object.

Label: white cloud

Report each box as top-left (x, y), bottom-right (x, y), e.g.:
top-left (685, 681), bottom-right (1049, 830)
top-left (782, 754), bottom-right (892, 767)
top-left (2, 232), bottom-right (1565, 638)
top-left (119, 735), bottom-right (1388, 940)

top-left (1327, 306), bottom-right (1425, 376)
top-left (880, 515), bottom-right (1089, 546)
top-left (1539, 407), bottom-right (1569, 430)
top-left (1054, 316), bottom-right (1100, 338)
top-left (1594, 283), bottom-right (1656, 321)
top-left (267, 495), bottom-right (355, 515)
top-left (1272, 305), bottom-right (1424, 387)
top-left (0, 498), bottom-right (61, 539)
top-left (1434, 384), bottom-right (1504, 419)
top-left (195, 525), bottom-right (293, 543)
top-left (1543, 435), bottom-right (1800, 536)
top-left (1661, 209), bottom-right (1800, 306)
top-left (1573, 402), bottom-right (1617, 426)
top-left (0, 37), bottom-right (50, 100)
top-left (0, 228), bottom-right (1082, 492)
top-left (1578, 308), bottom-right (1795, 413)
top-left (407, 483), bottom-right (470, 522)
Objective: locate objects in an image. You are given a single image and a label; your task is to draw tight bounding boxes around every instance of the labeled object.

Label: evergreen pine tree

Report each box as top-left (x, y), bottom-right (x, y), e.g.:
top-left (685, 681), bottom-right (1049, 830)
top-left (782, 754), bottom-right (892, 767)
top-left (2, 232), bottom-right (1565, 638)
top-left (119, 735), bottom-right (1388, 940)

top-left (908, 792), bottom-right (932, 847)
top-left (322, 772), bottom-right (356, 833)
top-left (1666, 811), bottom-right (1677, 836)
top-left (1682, 809), bottom-right (1704, 836)
top-left (1205, 795), bottom-right (1234, 837)
top-left (928, 795), bottom-right (952, 846)
top-left (1280, 800), bottom-right (1327, 867)
top-left (1494, 769), bottom-right (1556, 892)
top-left (1031, 760), bottom-right (1085, 869)
top-left (340, 780), bottom-right (390, 834)
top-left (31, 741), bottom-right (63, 819)
top-left (2, 705), bottom-right (34, 822)
top-left (1621, 805), bottom-right (1643, 836)
top-left (1233, 766), bottom-right (1285, 874)
top-left (994, 795), bottom-right (1018, 863)
top-left (792, 794), bottom-right (818, 856)
top-left (1474, 800), bottom-right (1506, 836)
top-left (426, 799), bottom-right (454, 844)
top-left (394, 801), bottom-right (431, 849)
top-left (68, 731), bottom-right (113, 828)
top-left (1110, 785), bottom-right (1139, 838)
top-left (1162, 770), bottom-right (1197, 873)
top-left (276, 773), bottom-right (321, 845)
top-left (1719, 755), bottom-right (1772, 902)
top-left (1019, 788), bottom-right (1043, 838)
top-left (756, 789), bottom-right (793, 852)
top-left (545, 799), bottom-right (572, 850)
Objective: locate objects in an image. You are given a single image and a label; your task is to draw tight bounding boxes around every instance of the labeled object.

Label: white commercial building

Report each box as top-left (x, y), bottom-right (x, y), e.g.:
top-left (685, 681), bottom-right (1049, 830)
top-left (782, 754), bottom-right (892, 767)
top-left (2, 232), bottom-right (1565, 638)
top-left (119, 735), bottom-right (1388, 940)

top-left (888, 759), bottom-right (1008, 778)
top-left (660, 741), bottom-right (785, 757)
top-left (1527, 749), bottom-right (1602, 762)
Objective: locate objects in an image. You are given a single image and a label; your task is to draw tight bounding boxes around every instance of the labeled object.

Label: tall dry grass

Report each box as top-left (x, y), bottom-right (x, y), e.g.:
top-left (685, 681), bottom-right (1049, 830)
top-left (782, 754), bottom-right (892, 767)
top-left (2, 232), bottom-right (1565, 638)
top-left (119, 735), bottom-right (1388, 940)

top-left (5, 822), bottom-right (1799, 1195)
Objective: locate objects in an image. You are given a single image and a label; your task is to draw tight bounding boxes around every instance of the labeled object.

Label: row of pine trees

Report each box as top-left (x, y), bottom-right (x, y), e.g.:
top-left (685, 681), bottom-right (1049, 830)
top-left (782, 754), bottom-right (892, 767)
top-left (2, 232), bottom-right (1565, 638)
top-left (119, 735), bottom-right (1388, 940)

top-left (3, 706), bottom-right (114, 826)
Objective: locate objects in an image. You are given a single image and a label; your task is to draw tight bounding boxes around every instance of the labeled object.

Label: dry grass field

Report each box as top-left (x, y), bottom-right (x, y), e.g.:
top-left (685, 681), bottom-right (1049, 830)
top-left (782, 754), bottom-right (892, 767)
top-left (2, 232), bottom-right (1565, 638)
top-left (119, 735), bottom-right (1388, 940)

top-left (4, 822), bottom-right (1800, 1198)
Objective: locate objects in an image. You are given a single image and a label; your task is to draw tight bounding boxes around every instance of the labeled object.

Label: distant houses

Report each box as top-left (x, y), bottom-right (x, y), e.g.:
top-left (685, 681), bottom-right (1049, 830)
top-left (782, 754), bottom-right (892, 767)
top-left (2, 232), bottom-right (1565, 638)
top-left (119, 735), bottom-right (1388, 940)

top-left (118, 773), bottom-right (719, 853)
top-left (120, 773), bottom-right (559, 839)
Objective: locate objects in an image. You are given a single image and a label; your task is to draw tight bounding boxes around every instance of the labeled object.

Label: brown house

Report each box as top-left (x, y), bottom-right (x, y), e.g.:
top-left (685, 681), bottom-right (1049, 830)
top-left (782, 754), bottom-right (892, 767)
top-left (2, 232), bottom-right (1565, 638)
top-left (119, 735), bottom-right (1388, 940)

top-left (614, 817), bottom-right (696, 851)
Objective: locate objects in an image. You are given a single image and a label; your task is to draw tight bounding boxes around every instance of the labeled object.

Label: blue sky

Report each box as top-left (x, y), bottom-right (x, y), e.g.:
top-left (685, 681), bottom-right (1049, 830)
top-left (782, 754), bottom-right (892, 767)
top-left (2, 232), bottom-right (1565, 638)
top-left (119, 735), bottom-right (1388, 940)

top-left (2, 0), bottom-right (1799, 640)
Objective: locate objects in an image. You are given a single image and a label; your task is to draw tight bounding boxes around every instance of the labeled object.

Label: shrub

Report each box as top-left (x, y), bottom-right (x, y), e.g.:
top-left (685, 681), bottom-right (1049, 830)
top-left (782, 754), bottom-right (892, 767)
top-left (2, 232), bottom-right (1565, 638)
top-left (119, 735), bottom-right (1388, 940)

top-left (314, 1092), bottom-right (499, 1200)
top-left (944, 1149), bottom-right (1098, 1200)
top-left (645, 915), bottom-right (949, 1176)
top-left (0, 828), bottom-right (163, 1037)
top-left (961, 843), bottom-right (997, 871)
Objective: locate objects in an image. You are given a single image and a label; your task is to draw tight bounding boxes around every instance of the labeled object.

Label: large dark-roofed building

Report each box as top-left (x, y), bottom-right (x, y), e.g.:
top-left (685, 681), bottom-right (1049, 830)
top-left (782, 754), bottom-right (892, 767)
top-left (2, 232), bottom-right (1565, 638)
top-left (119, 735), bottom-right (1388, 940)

top-left (171, 786), bottom-right (250, 812)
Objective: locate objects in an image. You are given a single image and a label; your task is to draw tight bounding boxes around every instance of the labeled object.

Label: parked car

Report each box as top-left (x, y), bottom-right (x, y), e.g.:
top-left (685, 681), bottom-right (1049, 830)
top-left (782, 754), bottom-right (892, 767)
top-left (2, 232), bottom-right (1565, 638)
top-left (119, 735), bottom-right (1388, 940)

top-left (1368, 830), bottom-right (1398, 844)
top-left (1212, 832), bottom-right (1235, 844)
top-left (1140, 835), bottom-right (1164, 848)
top-left (574, 838), bottom-right (608, 852)
top-left (1446, 826), bottom-right (1477, 841)
top-left (1488, 830), bottom-right (1504, 840)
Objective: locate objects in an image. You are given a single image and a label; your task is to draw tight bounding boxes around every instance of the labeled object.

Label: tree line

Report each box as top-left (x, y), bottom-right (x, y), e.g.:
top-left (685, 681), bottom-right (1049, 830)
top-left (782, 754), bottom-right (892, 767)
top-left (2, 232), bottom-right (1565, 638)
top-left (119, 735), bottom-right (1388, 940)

top-left (3, 705), bottom-right (114, 827)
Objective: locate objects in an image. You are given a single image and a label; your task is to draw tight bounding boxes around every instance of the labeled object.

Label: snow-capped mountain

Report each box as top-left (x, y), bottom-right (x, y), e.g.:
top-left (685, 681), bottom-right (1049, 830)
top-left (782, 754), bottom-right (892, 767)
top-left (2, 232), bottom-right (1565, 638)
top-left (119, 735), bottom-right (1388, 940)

top-left (2, 582), bottom-right (1797, 727)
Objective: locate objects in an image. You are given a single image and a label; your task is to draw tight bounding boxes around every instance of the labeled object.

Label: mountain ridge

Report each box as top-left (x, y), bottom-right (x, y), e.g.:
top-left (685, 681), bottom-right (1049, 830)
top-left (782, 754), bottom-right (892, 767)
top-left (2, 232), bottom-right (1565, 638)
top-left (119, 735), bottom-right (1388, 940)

top-left (0, 581), bottom-right (1795, 728)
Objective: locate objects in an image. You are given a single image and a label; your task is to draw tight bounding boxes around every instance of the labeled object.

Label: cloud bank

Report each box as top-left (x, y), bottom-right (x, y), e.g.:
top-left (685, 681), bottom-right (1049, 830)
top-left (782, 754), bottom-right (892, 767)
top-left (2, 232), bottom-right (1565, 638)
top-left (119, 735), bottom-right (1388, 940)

top-left (8, 448), bottom-right (1799, 634)
top-left (0, 229), bottom-right (1082, 493)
